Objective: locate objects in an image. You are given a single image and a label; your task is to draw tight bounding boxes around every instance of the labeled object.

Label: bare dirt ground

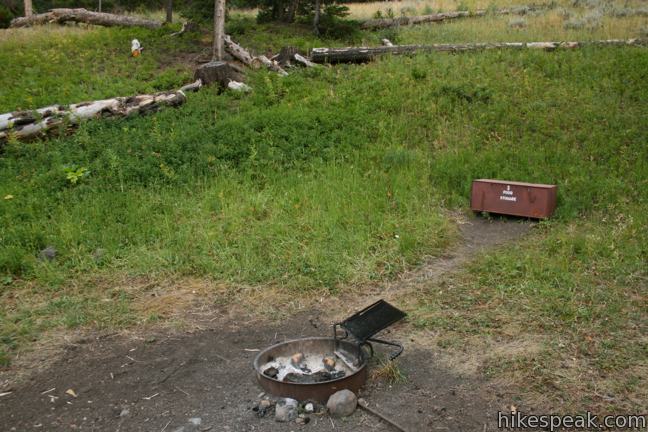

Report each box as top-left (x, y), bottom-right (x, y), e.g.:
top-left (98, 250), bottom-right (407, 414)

top-left (0, 216), bottom-right (533, 432)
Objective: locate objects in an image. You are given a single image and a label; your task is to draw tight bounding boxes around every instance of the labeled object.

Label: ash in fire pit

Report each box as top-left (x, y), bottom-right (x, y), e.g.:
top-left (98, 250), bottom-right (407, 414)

top-left (262, 351), bottom-right (353, 384)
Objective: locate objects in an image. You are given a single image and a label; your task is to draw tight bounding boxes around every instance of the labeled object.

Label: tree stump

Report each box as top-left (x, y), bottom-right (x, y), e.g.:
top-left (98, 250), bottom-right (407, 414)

top-left (194, 61), bottom-right (244, 89)
top-left (276, 46), bottom-right (300, 66)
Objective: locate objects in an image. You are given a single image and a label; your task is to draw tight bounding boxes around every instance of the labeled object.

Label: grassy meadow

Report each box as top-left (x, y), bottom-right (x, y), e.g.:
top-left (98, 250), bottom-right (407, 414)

top-left (0, 0), bottom-right (646, 413)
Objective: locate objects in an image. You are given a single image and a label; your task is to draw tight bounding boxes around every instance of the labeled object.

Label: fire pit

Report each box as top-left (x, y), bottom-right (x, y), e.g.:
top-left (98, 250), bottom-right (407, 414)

top-left (253, 300), bottom-right (407, 403)
top-left (254, 337), bottom-right (368, 403)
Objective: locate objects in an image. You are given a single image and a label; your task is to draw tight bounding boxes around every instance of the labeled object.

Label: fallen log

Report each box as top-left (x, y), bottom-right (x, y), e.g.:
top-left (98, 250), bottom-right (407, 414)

top-left (0, 90), bottom-right (184, 142)
top-left (10, 8), bottom-right (162, 29)
top-left (223, 35), bottom-right (288, 76)
top-left (294, 53), bottom-right (319, 68)
top-left (360, 5), bottom-right (545, 30)
top-left (224, 35), bottom-right (257, 67)
top-left (310, 38), bottom-right (647, 63)
top-left (256, 55), bottom-right (289, 76)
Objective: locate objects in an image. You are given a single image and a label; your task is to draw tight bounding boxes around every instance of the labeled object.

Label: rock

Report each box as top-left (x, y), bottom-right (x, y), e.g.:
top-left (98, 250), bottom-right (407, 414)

top-left (263, 367), bottom-right (278, 379)
top-left (38, 246), bottom-right (57, 261)
top-left (304, 402), bottom-right (314, 413)
top-left (327, 390), bottom-right (357, 418)
top-left (275, 398), bottom-right (298, 422)
top-left (290, 352), bottom-right (305, 367)
top-left (296, 414), bottom-right (310, 425)
top-left (119, 408), bottom-right (130, 417)
top-left (322, 356), bottom-right (336, 371)
top-left (188, 418), bottom-right (202, 426)
top-left (254, 398), bottom-right (273, 417)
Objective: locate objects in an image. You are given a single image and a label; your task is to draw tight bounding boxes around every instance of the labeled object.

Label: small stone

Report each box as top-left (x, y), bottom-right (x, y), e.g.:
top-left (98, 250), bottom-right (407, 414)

top-left (263, 367), bottom-right (278, 379)
top-left (291, 352), bottom-right (305, 367)
top-left (275, 398), bottom-right (298, 422)
top-left (259, 400), bottom-right (272, 409)
top-left (38, 246), bottom-right (57, 261)
top-left (327, 390), bottom-right (357, 418)
top-left (188, 418), bottom-right (202, 426)
top-left (304, 403), bottom-right (314, 413)
top-left (119, 409), bottom-right (130, 417)
top-left (322, 356), bottom-right (336, 371)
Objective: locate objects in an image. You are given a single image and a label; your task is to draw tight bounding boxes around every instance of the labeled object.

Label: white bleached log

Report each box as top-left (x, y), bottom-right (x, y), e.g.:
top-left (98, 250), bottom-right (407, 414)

top-left (293, 53), bottom-right (319, 68)
top-left (310, 38), bottom-right (647, 63)
top-left (0, 91), bottom-right (185, 142)
top-left (10, 8), bottom-right (162, 28)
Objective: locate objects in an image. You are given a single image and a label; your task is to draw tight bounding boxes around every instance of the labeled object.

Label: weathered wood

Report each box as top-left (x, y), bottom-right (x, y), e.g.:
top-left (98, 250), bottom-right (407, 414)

top-left (213, 0), bottom-right (225, 60)
top-left (165, 0), bottom-right (173, 23)
top-left (0, 91), bottom-right (186, 142)
top-left (168, 21), bottom-right (198, 37)
top-left (310, 38), bottom-right (647, 63)
top-left (223, 35), bottom-right (256, 67)
top-left (194, 61), bottom-right (244, 88)
top-left (223, 35), bottom-right (289, 76)
top-left (360, 5), bottom-right (544, 30)
top-left (10, 8), bottom-right (162, 28)
top-left (277, 46), bottom-right (300, 66)
top-left (256, 55), bottom-right (289, 76)
top-left (24, 0), bottom-right (33, 17)
top-left (179, 79), bottom-right (203, 93)
top-left (227, 81), bottom-right (252, 92)
top-left (294, 53), bottom-right (318, 68)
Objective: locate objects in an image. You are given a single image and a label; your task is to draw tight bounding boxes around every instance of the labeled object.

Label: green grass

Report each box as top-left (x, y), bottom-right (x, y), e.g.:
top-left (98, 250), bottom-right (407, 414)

top-left (0, 9), bottom-right (647, 412)
top-left (411, 208), bottom-right (647, 411)
top-left (0, 24), bottom-right (197, 112)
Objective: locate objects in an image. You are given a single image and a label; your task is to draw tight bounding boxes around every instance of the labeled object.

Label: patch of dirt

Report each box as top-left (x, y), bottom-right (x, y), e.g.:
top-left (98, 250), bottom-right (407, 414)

top-left (0, 215), bottom-right (535, 431)
top-left (0, 313), bottom-right (513, 432)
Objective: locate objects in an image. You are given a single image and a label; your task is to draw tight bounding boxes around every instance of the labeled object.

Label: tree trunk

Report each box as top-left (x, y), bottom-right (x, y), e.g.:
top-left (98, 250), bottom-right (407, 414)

top-left (213, 0), bottom-right (226, 61)
top-left (360, 6), bottom-right (546, 30)
top-left (11, 8), bottom-right (162, 28)
top-left (24, 0), bottom-right (33, 17)
top-left (285, 0), bottom-right (299, 23)
top-left (313, 0), bottom-right (320, 35)
top-left (0, 91), bottom-right (186, 143)
top-left (310, 39), bottom-right (647, 63)
top-left (98, 0), bottom-right (102, 13)
top-left (165, 0), bottom-right (173, 23)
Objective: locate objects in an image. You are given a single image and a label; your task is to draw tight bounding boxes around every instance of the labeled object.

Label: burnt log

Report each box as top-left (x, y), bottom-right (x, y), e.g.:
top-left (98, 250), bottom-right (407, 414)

top-left (10, 8), bottom-right (162, 28)
top-left (194, 61), bottom-right (244, 88)
top-left (0, 91), bottom-right (185, 142)
top-left (310, 38), bottom-right (648, 63)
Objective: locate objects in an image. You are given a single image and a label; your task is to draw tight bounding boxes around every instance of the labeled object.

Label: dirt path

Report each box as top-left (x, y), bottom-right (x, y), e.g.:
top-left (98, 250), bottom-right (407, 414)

top-left (0, 216), bottom-right (533, 432)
